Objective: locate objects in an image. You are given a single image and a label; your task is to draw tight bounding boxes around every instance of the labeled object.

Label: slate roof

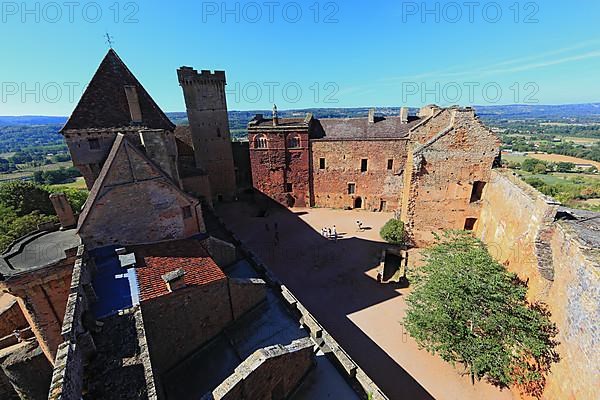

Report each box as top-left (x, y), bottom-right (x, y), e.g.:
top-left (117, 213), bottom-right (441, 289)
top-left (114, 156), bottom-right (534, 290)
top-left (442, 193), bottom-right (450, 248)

top-left (314, 116), bottom-right (422, 140)
top-left (62, 49), bottom-right (175, 132)
top-left (133, 239), bottom-right (225, 302)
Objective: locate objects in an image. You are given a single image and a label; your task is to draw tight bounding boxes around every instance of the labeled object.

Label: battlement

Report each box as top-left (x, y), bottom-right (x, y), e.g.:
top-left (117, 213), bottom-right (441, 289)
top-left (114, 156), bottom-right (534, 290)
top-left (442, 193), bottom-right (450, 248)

top-left (177, 67), bottom-right (226, 84)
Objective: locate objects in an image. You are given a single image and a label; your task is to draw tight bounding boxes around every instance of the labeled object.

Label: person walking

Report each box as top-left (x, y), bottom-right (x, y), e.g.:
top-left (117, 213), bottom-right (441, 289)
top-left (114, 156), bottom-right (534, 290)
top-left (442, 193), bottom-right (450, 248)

top-left (332, 225), bottom-right (338, 242)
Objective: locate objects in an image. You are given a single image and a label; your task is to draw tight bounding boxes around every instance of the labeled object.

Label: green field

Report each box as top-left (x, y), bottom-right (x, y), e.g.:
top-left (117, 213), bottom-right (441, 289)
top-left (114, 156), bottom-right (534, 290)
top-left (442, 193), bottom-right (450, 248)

top-left (0, 161), bottom-right (74, 182)
top-left (50, 177), bottom-right (87, 190)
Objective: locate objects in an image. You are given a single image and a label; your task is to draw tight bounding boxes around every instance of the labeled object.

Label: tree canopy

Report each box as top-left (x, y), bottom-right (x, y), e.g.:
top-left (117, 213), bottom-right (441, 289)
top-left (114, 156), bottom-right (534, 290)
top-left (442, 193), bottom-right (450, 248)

top-left (380, 219), bottom-right (406, 245)
top-left (403, 231), bottom-right (559, 397)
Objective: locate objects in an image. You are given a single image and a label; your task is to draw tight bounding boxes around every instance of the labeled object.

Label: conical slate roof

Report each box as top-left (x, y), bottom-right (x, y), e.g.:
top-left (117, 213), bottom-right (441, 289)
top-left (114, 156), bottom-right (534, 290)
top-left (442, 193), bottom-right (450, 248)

top-left (62, 49), bottom-right (175, 132)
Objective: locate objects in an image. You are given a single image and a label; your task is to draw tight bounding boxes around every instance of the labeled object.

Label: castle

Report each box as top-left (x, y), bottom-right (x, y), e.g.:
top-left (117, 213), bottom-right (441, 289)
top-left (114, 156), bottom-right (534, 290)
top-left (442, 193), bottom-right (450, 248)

top-left (0, 49), bottom-right (596, 400)
top-left (248, 105), bottom-right (500, 245)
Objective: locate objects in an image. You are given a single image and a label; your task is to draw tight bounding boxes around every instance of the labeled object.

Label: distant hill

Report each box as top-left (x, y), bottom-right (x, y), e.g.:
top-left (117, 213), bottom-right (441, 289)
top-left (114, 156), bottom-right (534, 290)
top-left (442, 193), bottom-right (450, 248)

top-left (1, 103), bottom-right (599, 150)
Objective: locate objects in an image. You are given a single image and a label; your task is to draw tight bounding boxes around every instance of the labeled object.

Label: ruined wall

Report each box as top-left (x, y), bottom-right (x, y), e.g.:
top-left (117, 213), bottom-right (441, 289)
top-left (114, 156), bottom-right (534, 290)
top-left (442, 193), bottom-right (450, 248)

top-left (311, 139), bottom-right (409, 211)
top-left (249, 130), bottom-right (311, 207)
top-left (228, 278), bottom-right (266, 320)
top-left (140, 279), bottom-right (233, 376)
top-left (477, 170), bottom-right (599, 400)
top-left (0, 295), bottom-right (28, 339)
top-left (202, 338), bottom-right (314, 400)
top-left (477, 170), bottom-right (560, 297)
top-left (2, 340), bottom-right (53, 400)
top-left (403, 109), bottom-right (501, 245)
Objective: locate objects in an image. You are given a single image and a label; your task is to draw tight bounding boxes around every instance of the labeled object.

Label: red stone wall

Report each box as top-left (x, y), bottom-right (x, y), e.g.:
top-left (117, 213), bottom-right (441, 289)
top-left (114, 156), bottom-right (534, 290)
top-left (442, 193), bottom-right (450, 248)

top-left (311, 139), bottom-right (409, 211)
top-left (0, 296), bottom-right (27, 339)
top-left (403, 109), bottom-right (501, 245)
top-left (249, 130), bottom-right (310, 207)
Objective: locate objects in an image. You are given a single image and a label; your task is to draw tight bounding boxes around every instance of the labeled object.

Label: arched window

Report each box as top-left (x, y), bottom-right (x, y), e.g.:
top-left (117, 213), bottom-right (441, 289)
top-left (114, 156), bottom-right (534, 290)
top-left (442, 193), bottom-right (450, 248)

top-left (255, 134), bottom-right (268, 149)
top-left (288, 135), bottom-right (301, 149)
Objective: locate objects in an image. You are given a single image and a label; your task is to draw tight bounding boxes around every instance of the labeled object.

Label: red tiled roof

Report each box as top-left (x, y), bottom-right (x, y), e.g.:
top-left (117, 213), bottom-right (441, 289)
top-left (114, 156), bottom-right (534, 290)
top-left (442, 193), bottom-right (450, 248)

top-left (133, 239), bottom-right (226, 302)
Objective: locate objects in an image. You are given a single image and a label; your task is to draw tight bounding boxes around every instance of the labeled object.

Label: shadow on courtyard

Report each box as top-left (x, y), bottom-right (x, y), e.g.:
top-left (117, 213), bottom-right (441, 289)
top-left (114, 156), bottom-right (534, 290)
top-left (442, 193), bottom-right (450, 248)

top-left (215, 197), bottom-right (434, 400)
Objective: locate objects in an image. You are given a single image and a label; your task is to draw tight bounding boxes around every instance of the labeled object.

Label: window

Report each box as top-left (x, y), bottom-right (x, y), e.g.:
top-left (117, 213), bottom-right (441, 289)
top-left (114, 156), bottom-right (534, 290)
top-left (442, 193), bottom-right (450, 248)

top-left (387, 159), bottom-right (394, 170)
top-left (288, 136), bottom-right (301, 148)
top-left (319, 158), bottom-right (326, 169)
top-left (88, 138), bottom-right (100, 150)
top-left (217, 127), bottom-right (221, 137)
top-left (285, 183), bottom-right (293, 193)
top-left (464, 218), bottom-right (477, 231)
top-left (255, 135), bottom-right (268, 149)
top-left (348, 183), bottom-right (356, 195)
top-left (361, 159), bottom-right (368, 172)
top-left (182, 206), bottom-right (192, 219)
top-left (470, 181), bottom-right (487, 203)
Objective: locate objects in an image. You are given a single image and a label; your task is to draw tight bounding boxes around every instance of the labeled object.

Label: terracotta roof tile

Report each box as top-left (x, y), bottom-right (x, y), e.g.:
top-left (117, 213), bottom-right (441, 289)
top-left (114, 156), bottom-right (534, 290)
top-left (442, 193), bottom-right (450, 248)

top-left (134, 239), bottom-right (225, 302)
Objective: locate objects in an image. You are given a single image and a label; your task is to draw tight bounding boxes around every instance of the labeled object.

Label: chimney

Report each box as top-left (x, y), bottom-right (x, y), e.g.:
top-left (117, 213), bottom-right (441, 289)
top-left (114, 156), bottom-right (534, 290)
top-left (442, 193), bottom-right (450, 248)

top-left (368, 109), bottom-right (375, 124)
top-left (162, 269), bottom-right (187, 292)
top-left (272, 104), bottom-right (279, 126)
top-left (400, 107), bottom-right (409, 123)
top-left (124, 85), bottom-right (143, 124)
top-left (49, 193), bottom-right (76, 229)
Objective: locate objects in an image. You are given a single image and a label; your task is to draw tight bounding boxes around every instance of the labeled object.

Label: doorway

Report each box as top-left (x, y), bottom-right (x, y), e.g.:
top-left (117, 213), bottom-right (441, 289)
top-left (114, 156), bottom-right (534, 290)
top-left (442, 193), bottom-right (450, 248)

top-left (354, 197), bottom-right (363, 209)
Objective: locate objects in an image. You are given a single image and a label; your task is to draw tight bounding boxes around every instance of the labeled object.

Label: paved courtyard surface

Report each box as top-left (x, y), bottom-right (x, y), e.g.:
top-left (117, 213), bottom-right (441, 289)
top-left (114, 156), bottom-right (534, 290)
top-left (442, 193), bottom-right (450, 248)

top-left (216, 202), bottom-right (515, 400)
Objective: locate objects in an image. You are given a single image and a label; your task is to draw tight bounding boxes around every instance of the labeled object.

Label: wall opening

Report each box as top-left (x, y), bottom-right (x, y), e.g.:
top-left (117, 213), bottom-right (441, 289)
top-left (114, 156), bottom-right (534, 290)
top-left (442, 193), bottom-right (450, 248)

top-left (470, 181), bottom-right (486, 203)
top-left (354, 196), bottom-right (363, 209)
top-left (255, 135), bottom-right (268, 149)
top-left (285, 183), bottom-right (293, 193)
top-left (348, 183), bottom-right (356, 195)
top-left (319, 158), bottom-right (326, 169)
top-left (88, 138), bottom-right (100, 150)
top-left (387, 159), bottom-right (394, 170)
top-left (464, 218), bottom-right (477, 231)
top-left (361, 159), bottom-right (368, 172)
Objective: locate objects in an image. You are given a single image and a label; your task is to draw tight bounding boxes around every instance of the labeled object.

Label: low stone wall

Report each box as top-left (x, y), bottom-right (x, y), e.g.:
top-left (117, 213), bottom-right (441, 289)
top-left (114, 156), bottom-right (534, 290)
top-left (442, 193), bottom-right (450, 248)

top-left (2, 340), bottom-right (53, 400)
top-left (201, 338), bottom-right (314, 400)
top-left (229, 278), bottom-right (267, 320)
top-left (202, 236), bottom-right (237, 268)
top-left (213, 214), bottom-right (388, 400)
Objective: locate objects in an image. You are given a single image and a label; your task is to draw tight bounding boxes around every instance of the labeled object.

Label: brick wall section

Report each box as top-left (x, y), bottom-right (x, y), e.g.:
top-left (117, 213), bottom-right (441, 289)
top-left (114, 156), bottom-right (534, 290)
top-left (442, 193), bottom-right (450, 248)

top-left (0, 295), bottom-right (28, 339)
top-left (249, 130), bottom-right (311, 207)
top-left (477, 170), bottom-right (599, 400)
top-left (403, 109), bottom-right (501, 245)
top-left (311, 139), bottom-right (409, 211)
top-left (140, 279), bottom-right (232, 375)
top-left (1, 340), bottom-right (53, 400)
top-left (0, 257), bottom-right (75, 362)
top-left (202, 338), bottom-right (314, 400)
top-left (228, 278), bottom-right (267, 320)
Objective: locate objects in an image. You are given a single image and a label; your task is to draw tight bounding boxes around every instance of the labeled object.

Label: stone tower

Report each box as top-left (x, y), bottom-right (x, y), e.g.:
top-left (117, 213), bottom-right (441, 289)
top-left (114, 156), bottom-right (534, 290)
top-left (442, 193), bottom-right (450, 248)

top-left (177, 67), bottom-right (237, 202)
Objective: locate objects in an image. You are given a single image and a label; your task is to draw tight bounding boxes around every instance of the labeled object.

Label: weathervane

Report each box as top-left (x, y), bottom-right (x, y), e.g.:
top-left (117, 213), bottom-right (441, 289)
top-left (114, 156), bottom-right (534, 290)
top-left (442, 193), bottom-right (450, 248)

top-left (105, 33), bottom-right (115, 49)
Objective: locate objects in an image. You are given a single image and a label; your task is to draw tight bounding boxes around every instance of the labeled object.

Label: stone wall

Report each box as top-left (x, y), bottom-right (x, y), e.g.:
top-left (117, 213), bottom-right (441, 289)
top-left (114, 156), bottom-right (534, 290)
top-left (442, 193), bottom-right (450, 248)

top-left (477, 170), bottom-right (560, 298)
top-left (228, 278), bottom-right (267, 320)
top-left (2, 341), bottom-right (53, 400)
top-left (311, 139), bottom-right (409, 211)
top-left (477, 170), bottom-right (599, 400)
top-left (249, 130), bottom-right (311, 207)
top-left (403, 108), bottom-right (501, 245)
top-left (201, 338), bottom-right (314, 400)
top-left (0, 295), bottom-right (28, 339)
top-left (78, 135), bottom-right (205, 250)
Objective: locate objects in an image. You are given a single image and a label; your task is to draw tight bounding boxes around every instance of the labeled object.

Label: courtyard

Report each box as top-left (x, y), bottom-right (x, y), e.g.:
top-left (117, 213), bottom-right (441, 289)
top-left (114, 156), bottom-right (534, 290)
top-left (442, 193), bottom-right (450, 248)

top-left (216, 201), bottom-right (515, 400)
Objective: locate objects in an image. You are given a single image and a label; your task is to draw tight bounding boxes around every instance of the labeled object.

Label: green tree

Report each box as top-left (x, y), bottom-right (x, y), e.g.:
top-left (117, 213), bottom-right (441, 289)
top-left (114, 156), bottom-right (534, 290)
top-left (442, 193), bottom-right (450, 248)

top-left (404, 231), bottom-right (559, 397)
top-left (0, 181), bottom-right (54, 216)
top-left (555, 162), bottom-right (575, 173)
top-left (380, 219), bottom-right (406, 245)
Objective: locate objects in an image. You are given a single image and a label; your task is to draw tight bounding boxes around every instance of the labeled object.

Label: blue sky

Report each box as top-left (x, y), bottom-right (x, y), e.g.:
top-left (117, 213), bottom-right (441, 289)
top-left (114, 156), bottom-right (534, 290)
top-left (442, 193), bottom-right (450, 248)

top-left (1, 0), bottom-right (600, 115)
